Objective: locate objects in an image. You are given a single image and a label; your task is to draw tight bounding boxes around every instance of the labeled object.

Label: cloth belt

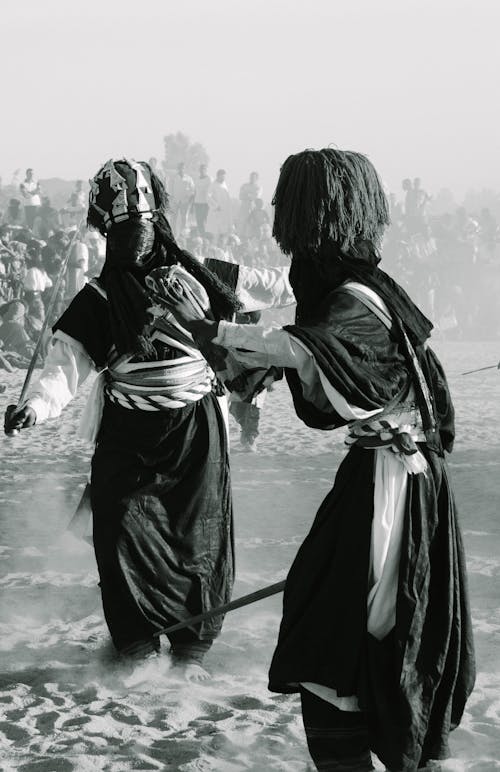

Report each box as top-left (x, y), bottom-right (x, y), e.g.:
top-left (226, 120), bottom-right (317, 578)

top-left (105, 359), bottom-right (214, 411)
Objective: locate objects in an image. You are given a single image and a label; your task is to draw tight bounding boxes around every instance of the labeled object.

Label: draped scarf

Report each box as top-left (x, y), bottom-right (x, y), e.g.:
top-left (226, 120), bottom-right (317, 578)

top-left (289, 240), bottom-right (433, 348)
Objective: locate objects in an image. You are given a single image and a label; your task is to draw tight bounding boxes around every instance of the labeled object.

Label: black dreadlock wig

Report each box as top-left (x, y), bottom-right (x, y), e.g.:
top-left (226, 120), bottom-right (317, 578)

top-left (87, 162), bottom-right (240, 357)
top-left (272, 148), bottom-right (433, 346)
top-left (272, 149), bottom-right (390, 255)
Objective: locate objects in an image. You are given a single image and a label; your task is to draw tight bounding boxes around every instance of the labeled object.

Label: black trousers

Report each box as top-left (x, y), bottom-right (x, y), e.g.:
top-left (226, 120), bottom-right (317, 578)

top-left (300, 688), bottom-right (443, 772)
top-left (300, 688), bottom-right (374, 771)
top-left (120, 631), bottom-right (212, 663)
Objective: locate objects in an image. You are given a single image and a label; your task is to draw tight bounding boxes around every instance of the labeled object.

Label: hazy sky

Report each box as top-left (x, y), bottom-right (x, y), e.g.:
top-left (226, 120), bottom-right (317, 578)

top-left (2, 0), bottom-right (498, 199)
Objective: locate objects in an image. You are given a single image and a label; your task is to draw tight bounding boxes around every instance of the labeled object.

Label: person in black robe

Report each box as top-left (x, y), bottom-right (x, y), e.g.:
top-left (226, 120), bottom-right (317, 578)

top-left (4, 159), bottom-right (243, 679)
top-left (164, 149), bottom-right (475, 770)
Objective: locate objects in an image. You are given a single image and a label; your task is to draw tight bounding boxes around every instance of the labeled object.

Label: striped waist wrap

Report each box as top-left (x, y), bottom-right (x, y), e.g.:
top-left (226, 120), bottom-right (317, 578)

top-left (105, 356), bottom-right (215, 411)
top-left (85, 277), bottom-right (217, 412)
top-left (104, 331), bottom-right (215, 410)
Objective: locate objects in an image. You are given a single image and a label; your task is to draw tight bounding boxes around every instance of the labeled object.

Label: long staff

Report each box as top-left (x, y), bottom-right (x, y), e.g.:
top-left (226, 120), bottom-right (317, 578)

top-left (7, 223), bottom-right (84, 432)
top-left (461, 364), bottom-right (498, 376)
top-left (153, 580), bottom-right (286, 639)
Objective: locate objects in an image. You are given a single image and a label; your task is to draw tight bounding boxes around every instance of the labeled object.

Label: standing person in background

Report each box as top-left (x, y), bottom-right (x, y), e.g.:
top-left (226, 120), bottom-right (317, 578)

top-left (23, 239), bottom-right (52, 340)
top-left (193, 163), bottom-right (212, 235)
top-left (167, 148), bottom-right (475, 772)
top-left (238, 171), bottom-right (263, 235)
top-left (19, 168), bottom-right (42, 229)
top-left (246, 198), bottom-right (270, 240)
top-left (169, 162), bottom-right (195, 237)
top-left (65, 228), bottom-right (89, 302)
top-left (207, 169), bottom-right (232, 241)
top-left (413, 177), bottom-right (431, 218)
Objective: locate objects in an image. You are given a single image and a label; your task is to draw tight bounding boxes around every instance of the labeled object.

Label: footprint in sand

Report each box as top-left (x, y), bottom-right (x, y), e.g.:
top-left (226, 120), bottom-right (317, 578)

top-left (71, 685), bottom-right (99, 702)
top-left (61, 715), bottom-right (91, 730)
top-left (0, 720), bottom-right (32, 743)
top-left (227, 695), bottom-right (269, 711)
top-left (106, 701), bottom-right (145, 726)
top-left (35, 710), bottom-right (60, 733)
top-left (18, 759), bottom-right (75, 772)
top-left (148, 737), bottom-right (201, 765)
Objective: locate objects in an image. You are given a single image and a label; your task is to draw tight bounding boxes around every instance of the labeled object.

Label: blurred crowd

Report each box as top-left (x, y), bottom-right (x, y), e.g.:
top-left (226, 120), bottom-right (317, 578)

top-left (156, 161), bottom-right (285, 269)
top-left (384, 177), bottom-right (500, 341)
top-left (0, 169), bottom-right (106, 369)
top-left (0, 166), bottom-right (499, 371)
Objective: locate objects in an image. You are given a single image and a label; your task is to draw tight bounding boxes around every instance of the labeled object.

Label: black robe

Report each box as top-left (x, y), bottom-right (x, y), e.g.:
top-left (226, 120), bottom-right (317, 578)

top-left (54, 283), bottom-right (234, 651)
top-left (268, 287), bottom-right (475, 771)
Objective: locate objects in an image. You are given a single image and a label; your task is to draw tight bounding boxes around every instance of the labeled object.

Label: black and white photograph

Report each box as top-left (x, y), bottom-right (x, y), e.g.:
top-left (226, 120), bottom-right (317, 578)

top-left (0, 1), bottom-right (499, 770)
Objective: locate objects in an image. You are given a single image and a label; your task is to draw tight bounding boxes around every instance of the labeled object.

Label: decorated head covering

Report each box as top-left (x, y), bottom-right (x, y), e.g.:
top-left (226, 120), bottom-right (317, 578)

top-left (85, 157), bottom-right (240, 359)
top-left (88, 158), bottom-right (158, 232)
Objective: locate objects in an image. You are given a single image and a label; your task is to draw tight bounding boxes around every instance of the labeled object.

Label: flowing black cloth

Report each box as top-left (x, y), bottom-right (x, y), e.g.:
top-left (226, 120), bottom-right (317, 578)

top-left (54, 285), bottom-right (234, 651)
top-left (91, 395), bottom-right (233, 650)
top-left (268, 287), bottom-right (475, 771)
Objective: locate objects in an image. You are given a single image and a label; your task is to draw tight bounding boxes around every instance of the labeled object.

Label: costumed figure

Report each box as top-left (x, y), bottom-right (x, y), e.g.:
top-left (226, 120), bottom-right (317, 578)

top-left (4, 158), bottom-right (295, 680)
top-left (162, 149), bottom-right (475, 770)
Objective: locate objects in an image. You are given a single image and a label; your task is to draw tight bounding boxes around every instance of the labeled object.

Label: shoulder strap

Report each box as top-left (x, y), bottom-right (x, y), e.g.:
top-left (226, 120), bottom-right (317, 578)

top-left (340, 281), bottom-right (393, 330)
top-left (342, 281), bottom-right (436, 434)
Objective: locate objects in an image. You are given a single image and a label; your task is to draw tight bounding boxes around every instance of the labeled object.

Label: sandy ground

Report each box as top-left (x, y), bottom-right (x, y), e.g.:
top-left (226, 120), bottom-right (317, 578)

top-left (0, 340), bottom-right (499, 771)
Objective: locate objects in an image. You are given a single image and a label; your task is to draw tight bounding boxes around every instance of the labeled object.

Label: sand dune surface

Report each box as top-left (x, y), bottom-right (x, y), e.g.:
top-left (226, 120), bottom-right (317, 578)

top-left (0, 340), bottom-right (499, 771)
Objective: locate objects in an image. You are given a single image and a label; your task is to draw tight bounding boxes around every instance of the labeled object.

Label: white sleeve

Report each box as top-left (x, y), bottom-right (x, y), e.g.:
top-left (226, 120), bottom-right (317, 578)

top-left (25, 332), bottom-right (95, 423)
top-left (214, 321), bottom-right (383, 421)
top-left (235, 265), bottom-right (295, 312)
top-left (214, 321), bottom-right (299, 368)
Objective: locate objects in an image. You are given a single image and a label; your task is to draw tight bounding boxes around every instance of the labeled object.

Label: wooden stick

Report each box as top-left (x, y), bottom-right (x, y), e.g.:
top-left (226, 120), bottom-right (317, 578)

top-left (16, 224), bottom-right (84, 407)
top-left (461, 364), bottom-right (498, 376)
top-left (153, 580), bottom-right (286, 638)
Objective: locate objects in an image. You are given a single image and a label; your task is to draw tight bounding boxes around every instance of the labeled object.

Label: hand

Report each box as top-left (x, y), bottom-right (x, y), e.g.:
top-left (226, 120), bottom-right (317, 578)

top-left (145, 269), bottom-right (210, 328)
top-left (4, 404), bottom-right (36, 435)
top-left (189, 319), bottom-right (219, 344)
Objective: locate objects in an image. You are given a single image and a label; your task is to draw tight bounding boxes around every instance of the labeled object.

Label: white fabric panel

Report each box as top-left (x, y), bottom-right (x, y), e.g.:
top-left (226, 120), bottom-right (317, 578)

top-left (235, 264), bottom-right (295, 312)
top-left (368, 449), bottom-right (408, 639)
top-left (26, 335), bottom-right (94, 423)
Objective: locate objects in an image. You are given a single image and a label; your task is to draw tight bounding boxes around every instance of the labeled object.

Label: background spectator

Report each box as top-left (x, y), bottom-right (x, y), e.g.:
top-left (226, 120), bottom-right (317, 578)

top-left (206, 169), bottom-right (232, 240)
top-left (169, 162), bottom-right (195, 237)
top-left (193, 163), bottom-right (212, 235)
top-left (19, 168), bottom-right (42, 228)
